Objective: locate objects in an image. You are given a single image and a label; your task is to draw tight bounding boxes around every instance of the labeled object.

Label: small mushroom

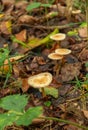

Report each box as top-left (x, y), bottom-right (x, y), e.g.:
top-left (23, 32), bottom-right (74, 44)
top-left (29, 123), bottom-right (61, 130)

top-left (55, 48), bottom-right (71, 64)
top-left (48, 53), bottom-right (63, 77)
top-left (55, 48), bottom-right (72, 70)
top-left (28, 72), bottom-right (52, 97)
top-left (72, 10), bottom-right (81, 14)
top-left (55, 48), bottom-right (71, 55)
top-left (50, 33), bottom-right (66, 48)
top-left (48, 52), bottom-right (63, 60)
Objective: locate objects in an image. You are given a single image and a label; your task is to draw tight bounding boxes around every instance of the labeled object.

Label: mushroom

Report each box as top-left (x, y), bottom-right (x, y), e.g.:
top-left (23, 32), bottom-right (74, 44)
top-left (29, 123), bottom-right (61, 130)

top-left (48, 53), bottom-right (63, 77)
top-left (28, 72), bottom-right (52, 97)
top-left (50, 33), bottom-right (66, 48)
top-left (55, 48), bottom-right (71, 55)
top-left (48, 52), bottom-right (63, 60)
top-left (72, 10), bottom-right (81, 14)
top-left (55, 48), bottom-right (71, 62)
top-left (55, 48), bottom-right (71, 68)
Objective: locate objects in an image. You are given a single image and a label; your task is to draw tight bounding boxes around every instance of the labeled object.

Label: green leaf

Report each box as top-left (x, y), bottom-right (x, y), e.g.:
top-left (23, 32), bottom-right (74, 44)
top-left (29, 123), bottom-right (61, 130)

top-left (11, 35), bottom-right (28, 48)
top-left (16, 106), bottom-right (43, 126)
top-left (41, 3), bottom-right (51, 7)
top-left (44, 101), bottom-right (51, 107)
top-left (0, 94), bottom-right (28, 112)
top-left (0, 48), bottom-right (10, 67)
top-left (26, 2), bottom-right (41, 11)
top-left (0, 113), bottom-right (17, 130)
top-left (85, 62), bottom-right (88, 67)
top-left (44, 87), bottom-right (58, 98)
top-left (47, 0), bottom-right (55, 4)
top-left (79, 22), bottom-right (87, 27)
top-left (67, 30), bottom-right (78, 36)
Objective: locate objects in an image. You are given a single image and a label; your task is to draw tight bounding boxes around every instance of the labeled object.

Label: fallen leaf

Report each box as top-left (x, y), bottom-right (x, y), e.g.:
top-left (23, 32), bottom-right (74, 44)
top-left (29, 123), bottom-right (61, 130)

top-left (0, 55), bottom-right (24, 74)
top-left (79, 49), bottom-right (88, 61)
top-left (15, 1), bottom-right (28, 10)
top-left (15, 29), bottom-right (27, 42)
top-left (82, 110), bottom-right (88, 119)
top-left (0, 14), bottom-right (4, 18)
top-left (59, 63), bottom-right (81, 82)
top-left (21, 78), bottom-right (30, 92)
top-left (2, 0), bottom-right (15, 7)
top-left (18, 15), bottom-right (37, 24)
top-left (0, 21), bottom-right (12, 35)
top-left (78, 26), bottom-right (87, 38)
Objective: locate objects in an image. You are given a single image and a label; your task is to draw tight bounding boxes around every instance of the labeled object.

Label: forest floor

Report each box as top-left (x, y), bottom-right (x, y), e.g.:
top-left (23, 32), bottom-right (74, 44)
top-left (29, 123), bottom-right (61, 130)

top-left (0, 0), bottom-right (88, 130)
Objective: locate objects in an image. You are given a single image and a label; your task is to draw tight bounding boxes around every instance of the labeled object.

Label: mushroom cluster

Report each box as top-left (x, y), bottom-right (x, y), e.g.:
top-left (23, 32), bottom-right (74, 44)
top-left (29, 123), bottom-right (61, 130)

top-left (48, 48), bottom-right (71, 77)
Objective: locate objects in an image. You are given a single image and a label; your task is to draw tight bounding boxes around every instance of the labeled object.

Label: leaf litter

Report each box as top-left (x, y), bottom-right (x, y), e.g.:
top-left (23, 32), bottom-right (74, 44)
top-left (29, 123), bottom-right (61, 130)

top-left (0, 0), bottom-right (88, 130)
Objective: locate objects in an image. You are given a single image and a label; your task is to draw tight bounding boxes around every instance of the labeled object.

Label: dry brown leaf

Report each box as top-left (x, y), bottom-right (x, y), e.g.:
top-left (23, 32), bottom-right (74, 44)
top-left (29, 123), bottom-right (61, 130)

top-left (21, 78), bottom-right (30, 92)
top-left (18, 15), bottom-right (37, 24)
top-left (59, 63), bottom-right (81, 82)
top-left (1, 0), bottom-right (15, 7)
top-left (15, 0), bottom-right (28, 10)
top-left (50, 3), bottom-right (65, 16)
top-left (0, 21), bottom-right (12, 35)
top-left (63, 124), bottom-right (80, 130)
top-left (12, 64), bottom-right (20, 78)
top-left (82, 110), bottom-right (88, 119)
top-left (78, 26), bottom-right (87, 38)
top-left (15, 29), bottom-right (27, 42)
top-left (78, 49), bottom-right (88, 61)
top-left (0, 55), bottom-right (24, 73)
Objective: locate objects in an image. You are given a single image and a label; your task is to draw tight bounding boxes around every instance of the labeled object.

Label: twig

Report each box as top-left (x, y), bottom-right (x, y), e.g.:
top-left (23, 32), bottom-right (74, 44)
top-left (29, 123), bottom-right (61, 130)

top-left (19, 22), bottom-right (82, 30)
top-left (31, 23), bottom-right (81, 30)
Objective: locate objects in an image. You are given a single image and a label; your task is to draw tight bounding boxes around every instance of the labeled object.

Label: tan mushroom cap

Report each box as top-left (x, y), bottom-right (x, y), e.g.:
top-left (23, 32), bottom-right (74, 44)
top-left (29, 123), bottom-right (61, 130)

top-left (28, 72), bottom-right (52, 88)
top-left (55, 48), bottom-right (71, 55)
top-left (72, 10), bottom-right (81, 14)
top-left (48, 53), bottom-right (63, 60)
top-left (50, 33), bottom-right (66, 41)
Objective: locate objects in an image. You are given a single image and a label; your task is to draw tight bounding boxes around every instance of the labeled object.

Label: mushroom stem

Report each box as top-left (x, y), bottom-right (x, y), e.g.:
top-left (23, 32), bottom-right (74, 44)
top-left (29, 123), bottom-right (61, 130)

top-left (42, 88), bottom-right (46, 97)
top-left (55, 61), bottom-right (61, 77)
top-left (53, 60), bottom-right (60, 77)
top-left (40, 88), bottom-right (46, 97)
top-left (56, 63), bottom-right (60, 77)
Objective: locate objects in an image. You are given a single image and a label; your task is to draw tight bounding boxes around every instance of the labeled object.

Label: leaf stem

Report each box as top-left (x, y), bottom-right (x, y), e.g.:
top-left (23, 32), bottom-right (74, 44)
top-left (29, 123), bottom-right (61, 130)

top-left (39, 116), bottom-right (88, 130)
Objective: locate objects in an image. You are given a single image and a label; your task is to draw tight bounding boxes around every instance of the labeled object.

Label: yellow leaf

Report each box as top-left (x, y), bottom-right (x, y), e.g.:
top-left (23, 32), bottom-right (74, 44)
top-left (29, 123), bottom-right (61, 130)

top-left (0, 14), bottom-right (4, 18)
top-left (6, 21), bottom-right (12, 33)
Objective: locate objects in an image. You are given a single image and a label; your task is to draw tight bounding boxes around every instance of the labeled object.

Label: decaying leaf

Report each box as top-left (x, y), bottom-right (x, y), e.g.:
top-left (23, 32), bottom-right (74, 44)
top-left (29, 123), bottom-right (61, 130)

top-left (0, 55), bottom-right (24, 74)
top-left (59, 63), bottom-right (81, 82)
top-left (78, 26), bottom-right (87, 38)
top-left (18, 15), bottom-right (37, 24)
top-left (21, 78), bottom-right (30, 93)
top-left (79, 49), bottom-right (88, 61)
top-left (82, 110), bottom-right (88, 119)
top-left (15, 0), bottom-right (28, 10)
top-left (15, 29), bottom-right (27, 42)
top-left (2, 0), bottom-right (15, 7)
top-left (50, 3), bottom-right (65, 16)
top-left (0, 21), bottom-right (12, 35)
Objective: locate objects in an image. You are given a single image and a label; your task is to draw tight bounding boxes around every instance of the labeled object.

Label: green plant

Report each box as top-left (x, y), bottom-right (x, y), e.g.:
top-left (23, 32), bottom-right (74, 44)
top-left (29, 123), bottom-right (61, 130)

top-left (26, 2), bottom-right (51, 12)
top-left (0, 94), bottom-right (43, 130)
top-left (11, 35), bottom-right (29, 48)
top-left (73, 0), bottom-right (85, 13)
top-left (0, 48), bottom-right (12, 87)
top-left (0, 48), bottom-right (10, 67)
top-left (74, 74), bottom-right (88, 91)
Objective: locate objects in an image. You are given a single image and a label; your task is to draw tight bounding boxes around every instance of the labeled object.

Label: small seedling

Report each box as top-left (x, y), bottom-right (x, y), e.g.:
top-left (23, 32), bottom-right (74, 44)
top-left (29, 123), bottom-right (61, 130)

top-left (0, 94), bottom-right (43, 130)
